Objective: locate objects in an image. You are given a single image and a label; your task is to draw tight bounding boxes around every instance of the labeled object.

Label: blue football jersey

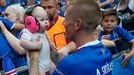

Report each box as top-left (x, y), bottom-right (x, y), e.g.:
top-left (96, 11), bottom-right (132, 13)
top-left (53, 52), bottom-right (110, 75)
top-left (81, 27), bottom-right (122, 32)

top-left (52, 40), bottom-right (113, 75)
top-left (100, 26), bottom-right (134, 41)
top-left (99, 26), bottom-right (134, 54)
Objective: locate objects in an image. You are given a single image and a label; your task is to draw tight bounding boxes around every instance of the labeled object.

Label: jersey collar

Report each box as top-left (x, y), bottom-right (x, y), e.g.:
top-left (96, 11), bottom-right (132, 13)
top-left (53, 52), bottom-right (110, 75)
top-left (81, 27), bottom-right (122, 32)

top-left (78, 40), bottom-right (100, 50)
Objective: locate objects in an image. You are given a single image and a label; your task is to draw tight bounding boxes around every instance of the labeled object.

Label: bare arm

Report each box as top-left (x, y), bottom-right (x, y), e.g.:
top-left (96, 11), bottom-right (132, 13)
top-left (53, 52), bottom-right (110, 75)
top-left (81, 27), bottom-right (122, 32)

top-left (46, 34), bottom-right (59, 64)
top-left (20, 39), bottom-right (42, 50)
top-left (130, 42), bottom-right (134, 55)
top-left (122, 41), bottom-right (134, 67)
top-left (58, 41), bottom-right (76, 58)
top-left (0, 21), bottom-right (26, 55)
top-left (97, 0), bottom-right (114, 8)
top-left (101, 39), bottom-right (115, 47)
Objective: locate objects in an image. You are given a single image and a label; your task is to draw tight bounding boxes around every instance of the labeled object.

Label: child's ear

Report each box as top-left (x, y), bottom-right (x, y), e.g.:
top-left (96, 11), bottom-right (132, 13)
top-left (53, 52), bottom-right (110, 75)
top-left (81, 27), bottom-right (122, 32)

top-left (56, 3), bottom-right (61, 10)
top-left (117, 17), bottom-right (121, 25)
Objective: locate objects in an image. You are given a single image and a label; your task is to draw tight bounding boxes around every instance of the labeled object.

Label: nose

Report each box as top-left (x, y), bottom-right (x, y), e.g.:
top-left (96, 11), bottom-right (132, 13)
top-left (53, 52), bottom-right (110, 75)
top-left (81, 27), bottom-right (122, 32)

top-left (45, 21), bottom-right (50, 29)
top-left (107, 21), bottom-right (112, 26)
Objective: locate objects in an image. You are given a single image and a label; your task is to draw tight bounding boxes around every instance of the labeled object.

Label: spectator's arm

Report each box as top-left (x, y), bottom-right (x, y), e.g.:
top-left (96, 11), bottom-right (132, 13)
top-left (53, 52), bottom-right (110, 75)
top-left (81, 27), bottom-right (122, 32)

top-left (20, 33), bottom-right (42, 50)
top-left (122, 40), bottom-right (134, 67)
top-left (129, 41), bottom-right (134, 56)
top-left (0, 21), bottom-right (26, 55)
top-left (58, 41), bottom-right (76, 59)
top-left (20, 39), bottom-right (42, 50)
top-left (127, 40), bottom-right (134, 58)
top-left (97, 0), bottom-right (114, 8)
top-left (101, 39), bottom-right (115, 47)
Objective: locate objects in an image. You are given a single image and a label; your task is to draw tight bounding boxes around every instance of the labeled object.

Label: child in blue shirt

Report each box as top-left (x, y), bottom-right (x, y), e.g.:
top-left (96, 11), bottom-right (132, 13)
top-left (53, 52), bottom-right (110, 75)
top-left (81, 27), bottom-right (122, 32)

top-left (99, 9), bottom-right (134, 67)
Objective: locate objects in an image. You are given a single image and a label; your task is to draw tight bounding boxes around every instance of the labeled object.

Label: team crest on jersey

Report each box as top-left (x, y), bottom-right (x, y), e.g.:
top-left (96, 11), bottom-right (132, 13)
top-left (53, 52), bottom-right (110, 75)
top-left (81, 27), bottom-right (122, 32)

top-left (101, 49), bottom-right (106, 55)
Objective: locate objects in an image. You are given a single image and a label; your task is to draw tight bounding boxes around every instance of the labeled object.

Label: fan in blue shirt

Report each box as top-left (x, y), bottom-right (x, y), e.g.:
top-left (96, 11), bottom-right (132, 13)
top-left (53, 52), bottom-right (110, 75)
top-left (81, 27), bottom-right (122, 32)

top-left (51, 0), bottom-right (113, 75)
top-left (0, 18), bottom-right (27, 75)
top-left (99, 9), bottom-right (134, 67)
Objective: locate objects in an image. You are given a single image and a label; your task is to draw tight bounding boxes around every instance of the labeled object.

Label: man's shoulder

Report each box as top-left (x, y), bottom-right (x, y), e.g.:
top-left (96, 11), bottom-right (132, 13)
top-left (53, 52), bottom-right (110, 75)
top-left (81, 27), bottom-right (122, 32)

top-left (54, 43), bottom-right (112, 75)
top-left (58, 42), bottom-right (109, 65)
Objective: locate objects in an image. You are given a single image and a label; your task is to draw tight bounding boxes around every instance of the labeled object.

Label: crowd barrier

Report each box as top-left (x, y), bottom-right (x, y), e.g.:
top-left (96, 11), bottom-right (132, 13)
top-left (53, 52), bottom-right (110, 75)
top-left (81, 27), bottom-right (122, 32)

top-left (0, 65), bottom-right (28, 75)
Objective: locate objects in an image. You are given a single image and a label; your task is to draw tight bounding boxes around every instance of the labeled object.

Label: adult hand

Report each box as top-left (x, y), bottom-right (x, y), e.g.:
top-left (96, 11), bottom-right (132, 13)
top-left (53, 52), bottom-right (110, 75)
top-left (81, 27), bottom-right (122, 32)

top-left (58, 47), bottom-right (69, 59)
top-left (107, 0), bottom-right (115, 4)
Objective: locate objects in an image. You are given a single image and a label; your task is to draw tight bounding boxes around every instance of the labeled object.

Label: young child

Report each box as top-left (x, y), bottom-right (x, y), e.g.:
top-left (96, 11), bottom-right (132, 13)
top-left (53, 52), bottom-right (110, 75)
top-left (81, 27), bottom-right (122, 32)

top-left (20, 5), bottom-right (51, 75)
top-left (99, 9), bottom-right (134, 67)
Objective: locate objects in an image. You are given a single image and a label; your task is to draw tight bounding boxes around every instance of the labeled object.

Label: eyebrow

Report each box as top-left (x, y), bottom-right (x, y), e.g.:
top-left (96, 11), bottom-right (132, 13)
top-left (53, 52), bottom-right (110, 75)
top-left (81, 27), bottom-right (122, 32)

top-left (3, 12), bottom-right (9, 16)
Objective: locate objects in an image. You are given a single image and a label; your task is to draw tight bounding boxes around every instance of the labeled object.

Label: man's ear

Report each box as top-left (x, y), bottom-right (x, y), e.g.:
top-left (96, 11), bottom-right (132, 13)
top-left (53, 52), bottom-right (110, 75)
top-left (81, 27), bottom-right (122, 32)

top-left (55, 3), bottom-right (60, 13)
top-left (75, 19), bottom-right (83, 31)
top-left (17, 13), bottom-right (21, 20)
top-left (56, 2), bottom-right (61, 11)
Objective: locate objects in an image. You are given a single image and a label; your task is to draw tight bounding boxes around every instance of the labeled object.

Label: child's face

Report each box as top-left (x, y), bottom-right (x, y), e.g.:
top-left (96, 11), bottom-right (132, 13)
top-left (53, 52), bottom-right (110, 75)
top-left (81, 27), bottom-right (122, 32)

top-left (101, 15), bottom-right (117, 33)
top-left (34, 7), bottom-right (50, 32)
top-left (36, 15), bottom-right (49, 31)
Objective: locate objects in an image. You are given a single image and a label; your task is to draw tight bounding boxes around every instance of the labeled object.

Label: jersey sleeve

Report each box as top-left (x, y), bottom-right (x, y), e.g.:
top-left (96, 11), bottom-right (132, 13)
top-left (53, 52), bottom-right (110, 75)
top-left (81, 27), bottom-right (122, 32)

top-left (116, 26), bottom-right (134, 42)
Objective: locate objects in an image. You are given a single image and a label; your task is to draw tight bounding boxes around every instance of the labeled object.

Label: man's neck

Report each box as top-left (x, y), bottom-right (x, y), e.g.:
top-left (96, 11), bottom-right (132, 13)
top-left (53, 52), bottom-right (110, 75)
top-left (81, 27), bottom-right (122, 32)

top-left (75, 31), bottom-right (96, 49)
top-left (49, 15), bottom-right (59, 29)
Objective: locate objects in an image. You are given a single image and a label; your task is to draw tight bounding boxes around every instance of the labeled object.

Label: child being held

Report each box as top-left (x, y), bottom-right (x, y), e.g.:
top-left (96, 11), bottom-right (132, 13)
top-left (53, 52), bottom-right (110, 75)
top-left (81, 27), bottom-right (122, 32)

top-left (20, 5), bottom-right (50, 75)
